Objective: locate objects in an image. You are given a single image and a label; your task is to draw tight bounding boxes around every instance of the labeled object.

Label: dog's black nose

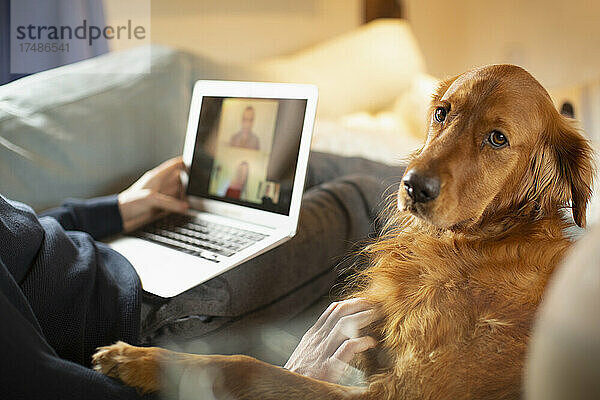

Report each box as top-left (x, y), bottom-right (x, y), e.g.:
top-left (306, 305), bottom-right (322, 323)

top-left (402, 169), bottom-right (440, 203)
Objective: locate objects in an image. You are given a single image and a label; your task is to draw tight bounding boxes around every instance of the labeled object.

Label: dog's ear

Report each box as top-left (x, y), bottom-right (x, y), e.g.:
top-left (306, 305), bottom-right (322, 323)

top-left (538, 115), bottom-right (595, 227)
top-left (431, 75), bottom-right (459, 104)
top-left (425, 76), bottom-right (459, 135)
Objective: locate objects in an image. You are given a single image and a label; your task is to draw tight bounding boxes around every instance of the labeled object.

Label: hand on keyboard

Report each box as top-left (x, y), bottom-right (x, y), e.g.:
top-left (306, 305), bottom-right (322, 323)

top-left (118, 157), bottom-right (189, 233)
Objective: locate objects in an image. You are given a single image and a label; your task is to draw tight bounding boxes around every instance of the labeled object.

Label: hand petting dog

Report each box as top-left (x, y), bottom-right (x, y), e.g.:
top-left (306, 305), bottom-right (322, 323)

top-left (285, 298), bottom-right (377, 383)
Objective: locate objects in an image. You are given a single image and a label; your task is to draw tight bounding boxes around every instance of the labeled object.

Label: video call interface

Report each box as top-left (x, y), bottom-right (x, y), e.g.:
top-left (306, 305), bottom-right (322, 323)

top-left (187, 96), bottom-right (308, 215)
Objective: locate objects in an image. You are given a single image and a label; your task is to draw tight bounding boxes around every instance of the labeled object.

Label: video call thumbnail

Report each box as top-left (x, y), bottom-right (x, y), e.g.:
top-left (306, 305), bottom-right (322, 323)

top-left (187, 96), bottom-right (307, 215)
top-left (208, 98), bottom-right (279, 205)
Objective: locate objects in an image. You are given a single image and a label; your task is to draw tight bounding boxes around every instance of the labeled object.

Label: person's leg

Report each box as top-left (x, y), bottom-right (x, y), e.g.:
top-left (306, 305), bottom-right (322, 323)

top-left (305, 152), bottom-right (403, 190)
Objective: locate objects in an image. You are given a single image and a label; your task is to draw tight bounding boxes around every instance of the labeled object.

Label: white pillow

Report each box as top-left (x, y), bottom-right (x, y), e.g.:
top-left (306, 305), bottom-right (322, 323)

top-left (311, 111), bottom-right (422, 165)
top-left (393, 73), bottom-right (439, 139)
top-left (257, 19), bottom-right (425, 117)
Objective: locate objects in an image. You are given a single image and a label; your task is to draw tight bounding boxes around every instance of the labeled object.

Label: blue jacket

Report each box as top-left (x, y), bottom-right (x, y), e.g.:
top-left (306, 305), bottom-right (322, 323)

top-left (0, 195), bottom-right (144, 399)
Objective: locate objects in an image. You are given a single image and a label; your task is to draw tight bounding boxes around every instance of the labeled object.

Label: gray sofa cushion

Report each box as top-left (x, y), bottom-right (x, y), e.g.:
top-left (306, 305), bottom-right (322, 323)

top-left (0, 45), bottom-right (265, 211)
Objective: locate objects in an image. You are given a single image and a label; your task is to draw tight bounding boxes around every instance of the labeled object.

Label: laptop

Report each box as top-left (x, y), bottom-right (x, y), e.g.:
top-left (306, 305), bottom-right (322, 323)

top-left (107, 80), bottom-right (318, 298)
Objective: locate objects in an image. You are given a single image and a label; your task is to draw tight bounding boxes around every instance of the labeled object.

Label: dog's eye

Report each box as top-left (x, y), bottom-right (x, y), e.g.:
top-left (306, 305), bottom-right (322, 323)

top-left (488, 130), bottom-right (509, 148)
top-left (434, 107), bottom-right (447, 123)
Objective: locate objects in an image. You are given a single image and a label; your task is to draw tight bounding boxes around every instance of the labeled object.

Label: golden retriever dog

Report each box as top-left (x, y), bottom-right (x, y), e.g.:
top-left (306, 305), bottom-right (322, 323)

top-left (92, 64), bottom-right (595, 399)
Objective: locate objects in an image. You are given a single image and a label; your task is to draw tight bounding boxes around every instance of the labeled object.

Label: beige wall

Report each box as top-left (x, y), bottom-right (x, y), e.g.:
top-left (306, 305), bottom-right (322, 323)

top-left (104, 0), bottom-right (363, 63)
top-left (105, 0), bottom-right (600, 89)
top-left (404, 0), bottom-right (600, 89)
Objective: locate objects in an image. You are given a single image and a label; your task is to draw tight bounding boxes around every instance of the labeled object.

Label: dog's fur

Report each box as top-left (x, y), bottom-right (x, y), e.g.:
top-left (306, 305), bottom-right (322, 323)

top-left (93, 64), bottom-right (595, 399)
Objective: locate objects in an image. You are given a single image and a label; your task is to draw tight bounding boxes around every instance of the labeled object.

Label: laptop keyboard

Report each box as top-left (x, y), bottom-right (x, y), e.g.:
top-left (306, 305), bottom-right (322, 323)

top-left (132, 214), bottom-right (267, 263)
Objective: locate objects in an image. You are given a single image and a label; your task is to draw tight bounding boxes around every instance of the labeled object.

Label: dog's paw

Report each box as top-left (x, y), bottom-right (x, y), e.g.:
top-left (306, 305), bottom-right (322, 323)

top-left (92, 341), bottom-right (162, 393)
top-left (92, 341), bottom-right (128, 378)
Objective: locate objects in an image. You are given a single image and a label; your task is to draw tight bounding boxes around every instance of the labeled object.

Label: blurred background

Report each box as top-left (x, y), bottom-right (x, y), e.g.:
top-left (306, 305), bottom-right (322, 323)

top-left (3, 0), bottom-right (600, 132)
top-left (103, 0), bottom-right (600, 143)
top-left (101, 0), bottom-right (600, 89)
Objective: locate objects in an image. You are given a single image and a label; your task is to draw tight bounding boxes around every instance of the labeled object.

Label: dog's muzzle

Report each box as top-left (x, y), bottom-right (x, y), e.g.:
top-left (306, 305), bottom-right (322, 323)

top-left (402, 169), bottom-right (440, 203)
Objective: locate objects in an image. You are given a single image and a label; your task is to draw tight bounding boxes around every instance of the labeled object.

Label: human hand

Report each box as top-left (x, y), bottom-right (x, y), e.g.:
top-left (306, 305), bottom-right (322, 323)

top-left (284, 298), bottom-right (377, 384)
top-left (118, 157), bottom-right (189, 233)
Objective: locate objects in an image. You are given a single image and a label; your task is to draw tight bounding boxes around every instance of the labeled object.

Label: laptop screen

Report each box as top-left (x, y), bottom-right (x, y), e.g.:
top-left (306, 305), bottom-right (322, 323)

top-left (186, 96), bottom-right (308, 215)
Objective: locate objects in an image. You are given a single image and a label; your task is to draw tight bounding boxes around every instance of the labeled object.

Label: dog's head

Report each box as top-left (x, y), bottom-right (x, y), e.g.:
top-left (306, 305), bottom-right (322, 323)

top-left (398, 64), bottom-right (595, 230)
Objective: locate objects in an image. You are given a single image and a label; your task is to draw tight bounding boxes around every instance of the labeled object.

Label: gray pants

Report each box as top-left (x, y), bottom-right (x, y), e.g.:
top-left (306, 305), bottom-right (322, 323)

top-left (140, 152), bottom-right (403, 361)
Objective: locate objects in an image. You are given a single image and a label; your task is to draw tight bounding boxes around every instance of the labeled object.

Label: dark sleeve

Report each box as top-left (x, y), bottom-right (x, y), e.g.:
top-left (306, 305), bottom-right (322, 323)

top-left (0, 257), bottom-right (142, 400)
top-left (40, 195), bottom-right (123, 240)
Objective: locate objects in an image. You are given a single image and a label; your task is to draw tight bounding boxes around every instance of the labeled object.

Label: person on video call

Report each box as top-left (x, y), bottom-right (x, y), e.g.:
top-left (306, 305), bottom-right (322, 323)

top-left (225, 161), bottom-right (249, 199)
top-left (229, 106), bottom-right (260, 150)
top-left (261, 182), bottom-right (276, 207)
top-left (1, 155), bottom-right (394, 399)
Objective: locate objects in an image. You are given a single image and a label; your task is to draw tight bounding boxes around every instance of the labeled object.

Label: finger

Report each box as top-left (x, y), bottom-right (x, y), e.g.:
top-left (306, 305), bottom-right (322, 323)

top-left (154, 157), bottom-right (186, 178)
top-left (149, 192), bottom-right (189, 213)
top-left (169, 156), bottom-right (190, 174)
top-left (172, 166), bottom-right (187, 185)
top-left (323, 309), bottom-right (376, 356)
top-left (169, 161), bottom-right (190, 178)
top-left (332, 336), bottom-right (377, 365)
top-left (159, 168), bottom-right (185, 197)
top-left (181, 160), bottom-right (190, 174)
top-left (324, 298), bottom-right (373, 331)
top-left (336, 309), bottom-right (377, 339)
top-left (311, 302), bottom-right (341, 333)
top-left (177, 175), bottom-right (186, 200)
top-left (165, 167), bottom-right (188, 201)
